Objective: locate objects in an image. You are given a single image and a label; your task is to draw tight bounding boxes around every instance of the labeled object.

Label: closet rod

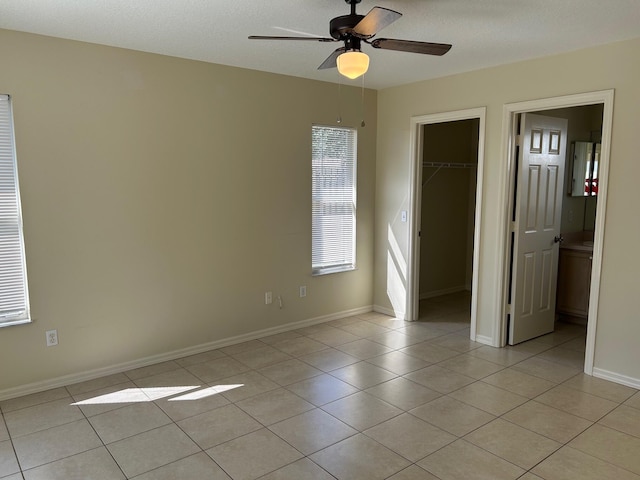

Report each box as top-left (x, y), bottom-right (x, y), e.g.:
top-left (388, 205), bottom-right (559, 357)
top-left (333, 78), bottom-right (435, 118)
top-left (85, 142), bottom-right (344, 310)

top-left (422, 162), bottom-right (476, 187)
top-left (422, 162), bottom-right (476, 168)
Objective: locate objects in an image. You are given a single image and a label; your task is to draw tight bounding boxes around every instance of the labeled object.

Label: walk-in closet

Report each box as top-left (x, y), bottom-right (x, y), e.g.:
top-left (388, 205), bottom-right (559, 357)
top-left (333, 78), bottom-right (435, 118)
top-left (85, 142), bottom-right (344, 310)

top-left (419, 119), bottom-right (480, 320)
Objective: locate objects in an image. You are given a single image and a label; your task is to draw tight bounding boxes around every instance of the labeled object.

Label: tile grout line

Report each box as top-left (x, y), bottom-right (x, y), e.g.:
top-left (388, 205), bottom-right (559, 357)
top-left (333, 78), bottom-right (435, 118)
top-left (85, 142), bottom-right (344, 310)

top-left (1, 405), bottom-right (25, 479)
top-left (67, 384), bottom-right (130, 480)
top-left (168, 410), bottom-right (233, 480)
top-left (7, 384), bottom-right (125, 479)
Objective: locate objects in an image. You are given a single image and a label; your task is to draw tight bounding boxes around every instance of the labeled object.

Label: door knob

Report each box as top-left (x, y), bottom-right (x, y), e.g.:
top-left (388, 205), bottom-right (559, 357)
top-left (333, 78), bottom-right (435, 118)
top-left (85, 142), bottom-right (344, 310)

top-left (554, 235), bottom-right (564, 244)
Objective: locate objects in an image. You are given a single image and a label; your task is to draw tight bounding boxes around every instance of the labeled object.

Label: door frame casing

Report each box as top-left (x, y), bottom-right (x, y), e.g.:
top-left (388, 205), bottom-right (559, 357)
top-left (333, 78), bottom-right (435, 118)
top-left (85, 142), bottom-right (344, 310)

top-left (498, 90), bottom-right (614, 374)
top-left (407, 107), bottom-right (486, 343)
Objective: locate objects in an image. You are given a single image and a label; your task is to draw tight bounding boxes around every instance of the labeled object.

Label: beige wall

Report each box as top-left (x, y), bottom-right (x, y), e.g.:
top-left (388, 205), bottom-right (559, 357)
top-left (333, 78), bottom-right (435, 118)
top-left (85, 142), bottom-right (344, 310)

top-left (375, 37), bottom-right (640, 383)
top-left (0, 29), bottom-right (377, 393)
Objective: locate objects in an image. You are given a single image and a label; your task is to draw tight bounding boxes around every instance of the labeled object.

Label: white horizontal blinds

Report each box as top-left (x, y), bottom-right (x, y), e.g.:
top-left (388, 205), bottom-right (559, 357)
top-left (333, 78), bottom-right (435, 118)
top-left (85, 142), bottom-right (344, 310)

top-left (0, 95), bottom-right (30, 324)
top-left (312, 125), bottom-right (356, 274)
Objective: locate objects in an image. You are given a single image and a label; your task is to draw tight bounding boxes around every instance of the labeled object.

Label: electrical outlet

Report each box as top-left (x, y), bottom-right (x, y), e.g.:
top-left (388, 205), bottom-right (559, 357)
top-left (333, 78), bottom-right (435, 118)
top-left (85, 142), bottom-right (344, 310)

top-left (265, 291), bottom-right (273, 305)
top-left (46, 329), bottom-right (58, 347)
top-left (299, 286), bottom-right (307, 298)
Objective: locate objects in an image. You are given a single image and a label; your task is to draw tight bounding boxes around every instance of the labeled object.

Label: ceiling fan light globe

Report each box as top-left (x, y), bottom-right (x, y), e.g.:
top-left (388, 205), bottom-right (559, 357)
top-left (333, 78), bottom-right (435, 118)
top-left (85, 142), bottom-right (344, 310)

top-left (337, 51), bottom-right (369, 79)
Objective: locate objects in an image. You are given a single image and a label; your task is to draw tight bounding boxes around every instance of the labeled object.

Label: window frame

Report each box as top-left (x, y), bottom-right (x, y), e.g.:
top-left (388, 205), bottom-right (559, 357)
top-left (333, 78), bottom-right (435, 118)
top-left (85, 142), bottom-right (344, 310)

top-left (0, 94), bottom-right (31, 327)
top-left (311, 124), bottom-right (357, 276)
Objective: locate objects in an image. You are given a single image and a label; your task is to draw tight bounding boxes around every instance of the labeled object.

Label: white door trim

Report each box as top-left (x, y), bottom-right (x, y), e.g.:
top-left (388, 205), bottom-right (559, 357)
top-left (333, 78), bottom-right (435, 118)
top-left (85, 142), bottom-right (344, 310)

top-left (498, 90), bottom-right (614, 374)
top-left (407, 107), bottom-right (486, 343)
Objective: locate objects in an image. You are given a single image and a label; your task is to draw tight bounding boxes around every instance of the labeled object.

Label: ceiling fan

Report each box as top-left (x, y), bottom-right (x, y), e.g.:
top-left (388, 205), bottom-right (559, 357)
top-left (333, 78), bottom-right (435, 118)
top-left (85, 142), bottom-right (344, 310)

top-left (249, 0), bottom-right (452, 80)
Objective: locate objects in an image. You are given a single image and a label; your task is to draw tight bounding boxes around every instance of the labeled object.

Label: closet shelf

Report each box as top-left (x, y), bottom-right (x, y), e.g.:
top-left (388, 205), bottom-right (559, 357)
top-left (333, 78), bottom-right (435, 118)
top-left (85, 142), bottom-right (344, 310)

top-left (422, 162), bottom-right (477, 187)
top-left (422, 162), bottom-right (477, 168)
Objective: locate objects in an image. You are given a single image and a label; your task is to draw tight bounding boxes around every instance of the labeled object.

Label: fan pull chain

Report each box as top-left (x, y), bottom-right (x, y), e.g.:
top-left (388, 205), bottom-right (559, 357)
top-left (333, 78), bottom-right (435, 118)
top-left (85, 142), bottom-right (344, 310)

top-left (360, 74), bottom-right (366, 127)
top-left (336, 75), bottom-right (342, 124)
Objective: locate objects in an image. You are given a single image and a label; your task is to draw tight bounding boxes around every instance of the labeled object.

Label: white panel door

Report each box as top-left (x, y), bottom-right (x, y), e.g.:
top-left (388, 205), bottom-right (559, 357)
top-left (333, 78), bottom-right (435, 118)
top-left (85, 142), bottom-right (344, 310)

top-left (509, 113), bottom-right (567, 344)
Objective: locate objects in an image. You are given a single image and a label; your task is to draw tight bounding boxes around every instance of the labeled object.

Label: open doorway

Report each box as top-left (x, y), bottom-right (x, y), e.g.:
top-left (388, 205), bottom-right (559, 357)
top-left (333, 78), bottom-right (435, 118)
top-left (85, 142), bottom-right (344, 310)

top-left (499, 90), bottom-right (614, 375)
top-left (418, 119), bottom-right (479, 325)
top-left (406, 107), bottom-right (486, 341)
top-left (541, 104), bottom-right (603, 331)
top-left (504, 105), bottom-right (603, 373)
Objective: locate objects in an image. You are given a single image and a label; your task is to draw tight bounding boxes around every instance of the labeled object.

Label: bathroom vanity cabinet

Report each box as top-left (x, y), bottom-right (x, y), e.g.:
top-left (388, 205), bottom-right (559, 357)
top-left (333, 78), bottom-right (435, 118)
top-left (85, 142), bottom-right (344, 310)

top-left (556, 245), bottom-right (593, 318)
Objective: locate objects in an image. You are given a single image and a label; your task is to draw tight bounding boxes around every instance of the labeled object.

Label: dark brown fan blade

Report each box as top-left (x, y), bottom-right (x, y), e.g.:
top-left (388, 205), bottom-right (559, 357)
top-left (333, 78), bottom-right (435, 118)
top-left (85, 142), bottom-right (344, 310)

top-left (370, 38), bottom-right (452, 56)
top-left (353, 7), bottom-right (402, 38)
top-left (318, 47), bottom-right (346, 70)
top-left (249, 35), bottom-right (336, 42)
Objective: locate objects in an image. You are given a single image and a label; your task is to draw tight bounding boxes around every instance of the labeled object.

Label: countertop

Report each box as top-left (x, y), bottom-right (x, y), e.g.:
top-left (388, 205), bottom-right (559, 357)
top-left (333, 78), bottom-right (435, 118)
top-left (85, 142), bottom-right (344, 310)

top-left (560, 241), bottom-right (593, 253)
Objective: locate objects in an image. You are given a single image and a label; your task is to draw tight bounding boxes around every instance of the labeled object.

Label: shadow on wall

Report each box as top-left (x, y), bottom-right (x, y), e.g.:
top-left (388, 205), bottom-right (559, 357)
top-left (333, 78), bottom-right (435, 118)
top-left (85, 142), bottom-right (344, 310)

top-left (387, 223), bottom-right (407, 318)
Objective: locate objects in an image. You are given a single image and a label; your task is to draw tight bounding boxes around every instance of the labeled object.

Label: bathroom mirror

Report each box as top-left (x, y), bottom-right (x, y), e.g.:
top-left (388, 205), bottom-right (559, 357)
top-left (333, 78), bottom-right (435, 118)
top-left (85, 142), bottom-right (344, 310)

top-left (570, 141), bottom-right (600, 197)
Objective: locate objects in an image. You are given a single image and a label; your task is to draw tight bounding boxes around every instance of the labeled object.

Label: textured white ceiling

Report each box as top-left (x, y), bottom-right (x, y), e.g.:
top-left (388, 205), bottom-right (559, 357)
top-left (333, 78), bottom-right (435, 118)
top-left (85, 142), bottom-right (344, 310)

top-left (1, 0), bottom-right (640, 89)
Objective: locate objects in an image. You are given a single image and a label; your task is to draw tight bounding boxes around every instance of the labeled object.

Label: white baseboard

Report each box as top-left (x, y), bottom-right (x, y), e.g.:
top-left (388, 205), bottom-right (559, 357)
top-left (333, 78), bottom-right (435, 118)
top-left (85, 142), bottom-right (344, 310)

top-left (474, 334), bottom-right (494, 346)
top-left (372, 304), bottom-right (400, 318)
top-left (0, 305), bottom-right (373, 402)
top-left (419, 285), bottom-right (468, 300)
top-left (592, 367), bottom-right (640, 390)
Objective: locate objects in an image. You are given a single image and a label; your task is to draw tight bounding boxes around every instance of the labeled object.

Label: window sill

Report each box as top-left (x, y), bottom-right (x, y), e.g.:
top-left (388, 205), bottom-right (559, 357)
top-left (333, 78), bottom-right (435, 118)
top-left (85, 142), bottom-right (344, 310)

top-left (0, 318), bottom-right (32, 328)
top-left (312, 265), bottom-right (356, 276)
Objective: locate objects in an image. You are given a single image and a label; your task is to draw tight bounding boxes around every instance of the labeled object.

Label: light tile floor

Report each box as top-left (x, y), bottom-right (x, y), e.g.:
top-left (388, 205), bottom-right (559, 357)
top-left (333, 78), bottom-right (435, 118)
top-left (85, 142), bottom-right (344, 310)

top-left (1, 292), bottom-right (639, 479)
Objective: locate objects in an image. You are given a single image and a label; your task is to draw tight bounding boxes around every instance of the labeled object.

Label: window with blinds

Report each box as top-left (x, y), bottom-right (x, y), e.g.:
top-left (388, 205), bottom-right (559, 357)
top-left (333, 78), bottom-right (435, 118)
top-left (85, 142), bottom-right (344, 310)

top-left (312, 125), bottom-right (357, 275)
top-left (0, 95), bottom-right (30, 327)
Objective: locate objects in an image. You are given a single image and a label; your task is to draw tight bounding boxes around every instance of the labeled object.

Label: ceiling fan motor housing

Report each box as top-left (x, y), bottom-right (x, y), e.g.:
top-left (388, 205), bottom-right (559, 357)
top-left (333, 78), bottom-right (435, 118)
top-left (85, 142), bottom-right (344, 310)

top-left (330, 15), bottom-right (365, 40)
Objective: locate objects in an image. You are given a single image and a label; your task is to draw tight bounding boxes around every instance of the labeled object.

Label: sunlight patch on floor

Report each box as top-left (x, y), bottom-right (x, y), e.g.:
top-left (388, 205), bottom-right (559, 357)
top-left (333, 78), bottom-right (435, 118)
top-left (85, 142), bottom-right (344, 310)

top-left (71, 384), bottom-right (244, 405)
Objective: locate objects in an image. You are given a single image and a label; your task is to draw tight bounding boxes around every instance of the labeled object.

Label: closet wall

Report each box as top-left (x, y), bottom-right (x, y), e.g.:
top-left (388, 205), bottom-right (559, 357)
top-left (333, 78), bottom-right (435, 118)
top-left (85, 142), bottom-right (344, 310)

top-left (419, 119), bottom-right (479, 298)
